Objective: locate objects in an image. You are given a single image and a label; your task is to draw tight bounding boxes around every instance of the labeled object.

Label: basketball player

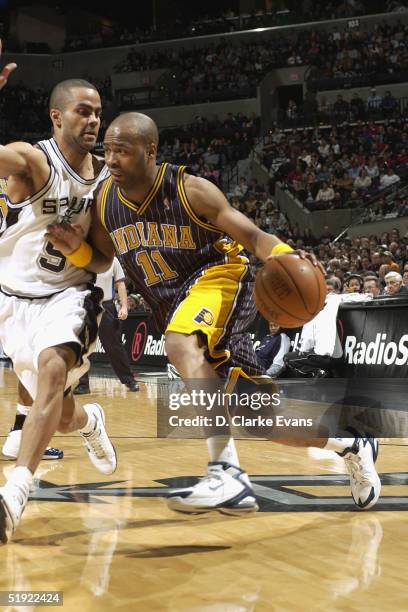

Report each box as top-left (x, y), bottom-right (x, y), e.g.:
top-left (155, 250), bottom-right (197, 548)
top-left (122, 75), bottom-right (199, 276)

top-left (0, 177), bottom-right (64, 461)
top-left (0, 72), bottom-right (118, 543)
top-left (46, 112), bottom-right (381, 514)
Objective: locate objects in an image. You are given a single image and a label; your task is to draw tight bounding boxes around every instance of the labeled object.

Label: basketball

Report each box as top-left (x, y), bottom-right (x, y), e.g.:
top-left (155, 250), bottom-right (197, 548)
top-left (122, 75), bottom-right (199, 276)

top-left (253, 253), bottom-right (326, 328)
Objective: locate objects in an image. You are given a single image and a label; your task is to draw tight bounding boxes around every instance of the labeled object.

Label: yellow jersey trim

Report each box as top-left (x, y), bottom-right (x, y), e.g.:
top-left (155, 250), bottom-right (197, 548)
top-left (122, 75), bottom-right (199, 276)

top-left (117, 163), bottom-right (167, 214)
top-left (177, 166), bottom-right (222, 234)
top-left (100, 176), bottom-right (113, 230)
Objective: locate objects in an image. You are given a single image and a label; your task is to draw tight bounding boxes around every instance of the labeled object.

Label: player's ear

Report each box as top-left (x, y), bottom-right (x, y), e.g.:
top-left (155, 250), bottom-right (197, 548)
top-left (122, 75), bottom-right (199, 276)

top-left (50, 108), bottom-right (62, 129)
top-left (146, 142), bottom-right (156, 159)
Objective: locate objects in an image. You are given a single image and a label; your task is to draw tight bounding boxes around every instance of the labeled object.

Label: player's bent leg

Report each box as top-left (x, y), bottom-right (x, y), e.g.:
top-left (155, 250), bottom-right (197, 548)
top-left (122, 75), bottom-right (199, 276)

top-left (165, 331), bottom-right (215, 379)
top-left (165, 332), bottom-right (257, 514)
top-left (0, 345), bottom-right (74, 544)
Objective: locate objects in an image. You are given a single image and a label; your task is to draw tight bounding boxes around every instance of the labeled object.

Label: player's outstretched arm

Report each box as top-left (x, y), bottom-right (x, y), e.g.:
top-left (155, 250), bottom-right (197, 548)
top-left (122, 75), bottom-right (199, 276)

top-left (44, 183), bottom-right (115, 273)
top-left (0, 43), bottom-right (49, 180)
top-left (184, 174), bottom-right (281, 262)
top-left (0, 142), bottom-right (48, 179)
top-left (184, 175), bottom-right (323, 270)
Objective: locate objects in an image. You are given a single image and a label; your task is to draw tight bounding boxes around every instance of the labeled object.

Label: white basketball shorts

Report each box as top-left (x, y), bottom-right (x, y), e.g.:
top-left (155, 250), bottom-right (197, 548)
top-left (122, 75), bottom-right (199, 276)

top-left (0, 285), bottom-right (102, 399)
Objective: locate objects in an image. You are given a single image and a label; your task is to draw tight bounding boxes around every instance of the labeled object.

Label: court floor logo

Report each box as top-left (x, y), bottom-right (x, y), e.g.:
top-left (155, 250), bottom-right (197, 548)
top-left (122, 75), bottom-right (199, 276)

top-left (29, 472), bottom-right (408, 512)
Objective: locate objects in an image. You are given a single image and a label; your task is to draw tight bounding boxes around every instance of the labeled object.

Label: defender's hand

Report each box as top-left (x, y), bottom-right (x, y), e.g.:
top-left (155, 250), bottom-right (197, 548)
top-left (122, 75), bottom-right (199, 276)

top-left (45, 221), bottom-right (85, 255)
top-left (0, 40), bottom-right (17, 91)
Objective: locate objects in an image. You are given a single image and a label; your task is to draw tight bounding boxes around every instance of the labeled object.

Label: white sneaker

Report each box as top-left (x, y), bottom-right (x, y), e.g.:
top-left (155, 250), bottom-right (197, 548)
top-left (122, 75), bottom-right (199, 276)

top-left (167, 462), bottom-right (258, 515)
top-left (340, 436), bottom-right (381, 510)
top-left (0, 481), bottom-right (30, 544)
top-left (2, 429), bottom-right (64, 460)
top-left (80, 404), bottom-right (117, 475)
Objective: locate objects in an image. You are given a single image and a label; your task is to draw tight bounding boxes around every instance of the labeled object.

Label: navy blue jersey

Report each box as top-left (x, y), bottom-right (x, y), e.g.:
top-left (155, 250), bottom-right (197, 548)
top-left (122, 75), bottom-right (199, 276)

top-left (100, 163), bottom-right (253, 329)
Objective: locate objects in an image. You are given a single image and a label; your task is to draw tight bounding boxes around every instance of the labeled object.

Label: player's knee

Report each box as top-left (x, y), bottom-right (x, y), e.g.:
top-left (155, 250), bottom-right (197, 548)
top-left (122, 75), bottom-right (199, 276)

top-left (38, 350), bottom-right (68, 393)
top-left (165, 332), bottom-right (205, 371)
top-left (57, 417), bottom-right (72, 434)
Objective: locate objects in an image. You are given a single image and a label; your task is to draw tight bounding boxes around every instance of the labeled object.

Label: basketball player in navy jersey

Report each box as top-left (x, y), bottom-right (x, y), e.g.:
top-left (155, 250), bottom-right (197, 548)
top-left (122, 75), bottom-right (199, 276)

top-left (47, 112), bottom-right (381, 514)
top-left (0, 58), bottom-right (118, 542)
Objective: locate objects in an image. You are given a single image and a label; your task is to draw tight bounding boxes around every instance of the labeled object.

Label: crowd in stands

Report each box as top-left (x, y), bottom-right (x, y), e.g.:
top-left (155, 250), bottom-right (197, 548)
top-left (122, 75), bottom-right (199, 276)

top-left (158, 113), bottom-right (260, 185)
top-left (306, 20), bottom-right (408, 92)
top-left (259, 119), bottom-right (408, 212)
top-left (0, 83), bottom-right (50, 142)
top-left (60, 0), bottom-right (387, 53)
top-left (224, 169), bottom-right (408, 297)
top-left (319, 230), bottom-right (408, 296)
top-left (110, 18), bottom-right (408, 108)
top-left (282, 89), bottom-right (404, 128)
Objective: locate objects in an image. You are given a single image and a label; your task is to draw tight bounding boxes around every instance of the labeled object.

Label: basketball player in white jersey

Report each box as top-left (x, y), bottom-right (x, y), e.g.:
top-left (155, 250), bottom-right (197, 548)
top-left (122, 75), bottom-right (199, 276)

top-left (0, 60), bottom-right (117, 543)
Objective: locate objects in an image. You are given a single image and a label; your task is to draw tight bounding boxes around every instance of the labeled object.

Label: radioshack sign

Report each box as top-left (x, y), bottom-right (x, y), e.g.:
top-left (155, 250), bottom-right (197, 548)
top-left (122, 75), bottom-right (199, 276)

top-left (338, 299), bottom-right (408, 377)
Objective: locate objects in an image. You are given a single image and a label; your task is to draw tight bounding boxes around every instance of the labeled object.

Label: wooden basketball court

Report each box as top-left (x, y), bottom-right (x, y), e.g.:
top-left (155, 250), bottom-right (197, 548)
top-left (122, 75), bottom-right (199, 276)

top-left (0, 365), bottom-right (407, 611)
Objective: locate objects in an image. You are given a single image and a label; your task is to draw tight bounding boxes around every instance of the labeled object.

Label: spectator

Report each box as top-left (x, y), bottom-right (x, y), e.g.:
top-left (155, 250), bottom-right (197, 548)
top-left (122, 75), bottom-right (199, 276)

top-left (333, 94), bottom-right (349, 119)
top-left (383, 250), bottom-right (400, 272)
top-left (286, 99), bottom-right (298, 121)
top-left (367, 88), bottom-right (383, 111)
top-left (343, 274), bottom-right (363, 293)
top-left (255, 322), bottom-right (291, 378)
top-left (380, 167), bottom-right (400, 189)
top-left (381, 91), bottom-right (398, 116)
top-left (326, 277), bottom-right (342, 294)
top-left (363, 276), bottom-right (382, 296)
top-left (349, 93), bottom-right (366, 120)
top-left (315, 181), bottom-right (334, 203)
top-left (354, 168), bottom-right (372, 191)
top-left (384, 271), bottom-right (407, 295)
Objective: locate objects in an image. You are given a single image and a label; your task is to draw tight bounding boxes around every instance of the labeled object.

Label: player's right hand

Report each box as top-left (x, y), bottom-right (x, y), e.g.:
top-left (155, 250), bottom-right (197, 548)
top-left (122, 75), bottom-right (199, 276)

top-left (44, 221), bottom-right (85, 255)
top-left (0, 40), bottom-right (17, 91)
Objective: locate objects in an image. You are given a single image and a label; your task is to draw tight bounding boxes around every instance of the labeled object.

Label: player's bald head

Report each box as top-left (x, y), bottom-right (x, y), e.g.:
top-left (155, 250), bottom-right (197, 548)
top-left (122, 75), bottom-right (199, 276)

top-left (106, 113), bottom-right (159, 146)
top-left (49, 79), bottom-right (98, 111)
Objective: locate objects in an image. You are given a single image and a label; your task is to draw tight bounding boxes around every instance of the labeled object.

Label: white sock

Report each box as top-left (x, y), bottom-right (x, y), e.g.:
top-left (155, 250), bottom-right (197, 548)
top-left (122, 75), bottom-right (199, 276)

top-left (80, 408), bottom-right (96, 435)
top-left (324, 434), bottom-right (355, 454)
top-left (16, 404), bottom-right (30, 416)
top-left (5, 466), bottom-right (33, 496)
top-left (207, 436), bottom-right (240, 467)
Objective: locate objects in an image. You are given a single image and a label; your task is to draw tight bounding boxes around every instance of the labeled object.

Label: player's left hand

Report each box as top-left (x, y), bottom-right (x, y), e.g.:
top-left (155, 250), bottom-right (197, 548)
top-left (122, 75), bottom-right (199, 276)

top-left (118, 306), bottom-right (128, 320)
top-left (295, 249), bottom-right (326, 276)
top-left (44, 221), bottom-right (85, 255)
top-left (0, 40), bottom-right (17, 91)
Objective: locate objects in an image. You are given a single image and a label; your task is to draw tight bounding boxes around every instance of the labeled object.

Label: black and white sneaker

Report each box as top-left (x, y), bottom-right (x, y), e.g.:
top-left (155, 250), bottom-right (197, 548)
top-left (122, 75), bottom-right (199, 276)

top-left (339, 435), bottom-right (381, 510)
top-left (80, 404), bottom-right (117, 475)
top-left (167, 462), bottom-right (258, 515)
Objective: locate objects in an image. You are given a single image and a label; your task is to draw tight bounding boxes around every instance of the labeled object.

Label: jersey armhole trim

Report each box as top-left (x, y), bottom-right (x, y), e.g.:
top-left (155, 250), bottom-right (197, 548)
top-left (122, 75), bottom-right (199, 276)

top-left (177, 166), bottom-right (221, 234)
top-left (100, 176), bottom-right (112, 230)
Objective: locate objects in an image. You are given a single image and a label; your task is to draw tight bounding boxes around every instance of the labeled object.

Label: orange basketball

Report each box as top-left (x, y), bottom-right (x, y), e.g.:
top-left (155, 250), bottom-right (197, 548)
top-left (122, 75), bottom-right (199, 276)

top-left (253, 253), bottom-right (326, 328)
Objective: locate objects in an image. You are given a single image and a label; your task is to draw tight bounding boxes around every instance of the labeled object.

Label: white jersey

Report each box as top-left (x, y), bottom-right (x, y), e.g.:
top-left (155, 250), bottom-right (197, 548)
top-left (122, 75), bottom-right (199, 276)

top-left (0, 137), bottom-right (109, 298)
